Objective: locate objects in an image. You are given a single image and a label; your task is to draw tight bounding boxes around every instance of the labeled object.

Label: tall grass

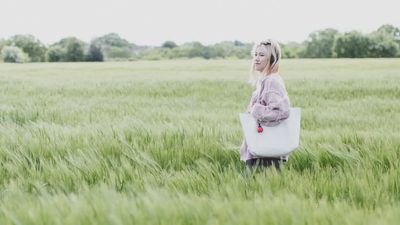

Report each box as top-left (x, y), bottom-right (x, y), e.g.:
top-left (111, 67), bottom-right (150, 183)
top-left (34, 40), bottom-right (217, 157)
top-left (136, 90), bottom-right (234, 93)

top-left (0, 59), bottom-right (399, 224)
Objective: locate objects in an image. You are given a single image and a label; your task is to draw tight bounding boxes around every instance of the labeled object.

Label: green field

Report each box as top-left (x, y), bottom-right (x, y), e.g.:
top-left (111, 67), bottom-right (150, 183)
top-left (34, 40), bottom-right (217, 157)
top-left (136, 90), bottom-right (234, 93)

top-left (0, 59), bottom-right (399, 224)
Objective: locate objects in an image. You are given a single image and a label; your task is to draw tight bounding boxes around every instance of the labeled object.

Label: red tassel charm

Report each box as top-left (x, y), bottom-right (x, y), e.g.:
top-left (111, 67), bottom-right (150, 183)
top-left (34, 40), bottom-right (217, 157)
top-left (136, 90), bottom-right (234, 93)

top-left (257, 122), bottom-right (263, 133)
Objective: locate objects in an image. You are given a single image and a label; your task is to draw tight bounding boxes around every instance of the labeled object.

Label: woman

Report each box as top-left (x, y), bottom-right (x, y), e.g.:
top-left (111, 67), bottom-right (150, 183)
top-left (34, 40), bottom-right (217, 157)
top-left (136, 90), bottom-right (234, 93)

top-left (240, 39), bottom-right (291, 170)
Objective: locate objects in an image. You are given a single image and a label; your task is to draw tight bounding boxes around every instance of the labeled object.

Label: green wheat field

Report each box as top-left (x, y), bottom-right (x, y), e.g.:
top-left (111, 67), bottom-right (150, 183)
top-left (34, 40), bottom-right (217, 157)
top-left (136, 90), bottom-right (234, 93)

top-left (0, 59), bottom-right (399, 224)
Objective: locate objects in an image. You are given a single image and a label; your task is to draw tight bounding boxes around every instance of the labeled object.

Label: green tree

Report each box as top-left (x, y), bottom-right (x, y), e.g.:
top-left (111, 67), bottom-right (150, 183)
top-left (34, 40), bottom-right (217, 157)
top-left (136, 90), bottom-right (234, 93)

top-left (46, 45), bottom-right (66, 62)
top-left (1, 46), bottom-right (30, 63)
top-left (185, 42), bottom-right (220, 59)
top-left (162, 41), bottom-right (177, 49)
top-left (106, 47), bottom-right (132, 59)
top-left (212, 41), bottom-right (237, 59)
top-left (9, 34), bottom-right (47, 62)
top-left (210, 41), bottom-right (251, 59)
top-left (376, 24), bottom-right (400, 35)
top-left (65, 38), bottom-right (85, 61)
top-left (300, 28), bottom-right (338, 58)
top-left (94, 33), bottom-right (132, 48)
top-left (47, 37), bottom-right (85, 62)
top-left (281, 42), bottom-right (302, 58)
top-left (234, 40), bottom-right (244, 47)
top-left (368, 24), bottom-right (400, 57)
top-left (184, 42), bottom-right (207, 58)
top-left (86, 41), bottom-right (104, 61)
top-left (93, 33), bottom-right (133, 60)
top-left (334, 31), bottom-right (370, 58)
top-left (141, 48), bottom-right (163, 60)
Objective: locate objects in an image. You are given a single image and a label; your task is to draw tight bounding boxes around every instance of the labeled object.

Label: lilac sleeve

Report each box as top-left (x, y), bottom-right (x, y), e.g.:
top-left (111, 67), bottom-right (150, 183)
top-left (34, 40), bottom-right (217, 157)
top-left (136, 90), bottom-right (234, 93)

top-left (250, 79), bottom-right (290, 124)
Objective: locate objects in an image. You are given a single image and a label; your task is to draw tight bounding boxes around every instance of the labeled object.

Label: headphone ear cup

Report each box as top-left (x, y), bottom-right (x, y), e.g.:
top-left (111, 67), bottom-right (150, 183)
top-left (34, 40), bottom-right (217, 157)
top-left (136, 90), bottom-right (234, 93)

top-left (270, 55), bottom-right (275, 65)
top-left (270, 49), bottom-right (280, 65)
top-left (276, 49), bottom-right (280, 62)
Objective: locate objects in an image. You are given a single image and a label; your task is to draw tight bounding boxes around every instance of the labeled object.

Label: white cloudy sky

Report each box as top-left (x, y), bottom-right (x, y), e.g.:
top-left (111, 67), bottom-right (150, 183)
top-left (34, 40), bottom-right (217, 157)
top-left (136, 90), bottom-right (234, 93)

top-left (1, 0), bottom-right (399, 45)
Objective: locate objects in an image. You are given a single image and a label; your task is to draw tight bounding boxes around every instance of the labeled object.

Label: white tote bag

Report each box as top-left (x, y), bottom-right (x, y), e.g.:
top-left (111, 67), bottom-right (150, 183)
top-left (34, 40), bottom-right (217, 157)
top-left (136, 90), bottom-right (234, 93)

top-left (239, 108), bottom-right (301, 157)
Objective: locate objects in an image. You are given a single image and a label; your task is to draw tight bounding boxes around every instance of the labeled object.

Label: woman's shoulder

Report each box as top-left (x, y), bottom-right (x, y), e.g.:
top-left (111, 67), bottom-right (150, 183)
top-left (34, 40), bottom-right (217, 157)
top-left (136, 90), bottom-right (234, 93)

top-left (263, 73), bottom-right (285, 89)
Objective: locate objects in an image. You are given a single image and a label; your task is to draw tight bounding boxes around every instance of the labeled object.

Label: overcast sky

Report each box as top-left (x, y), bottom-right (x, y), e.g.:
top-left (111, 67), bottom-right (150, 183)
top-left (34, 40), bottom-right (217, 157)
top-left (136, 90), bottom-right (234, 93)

top-left (2, 0), bottom-right (399, 46)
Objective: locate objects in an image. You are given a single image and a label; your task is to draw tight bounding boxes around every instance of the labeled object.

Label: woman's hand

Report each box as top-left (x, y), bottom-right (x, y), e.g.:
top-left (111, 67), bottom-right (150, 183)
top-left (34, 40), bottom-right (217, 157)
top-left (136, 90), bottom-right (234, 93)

top-left (250, 103), bottom-right (265, 119)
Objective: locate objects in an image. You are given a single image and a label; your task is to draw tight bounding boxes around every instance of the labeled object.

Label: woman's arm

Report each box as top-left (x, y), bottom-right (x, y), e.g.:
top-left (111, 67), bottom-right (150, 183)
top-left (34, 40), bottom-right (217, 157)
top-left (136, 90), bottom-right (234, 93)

top-left (251, 91), bottom-right (289, 122)
top-left (250, 78), bottom-right (290, 124)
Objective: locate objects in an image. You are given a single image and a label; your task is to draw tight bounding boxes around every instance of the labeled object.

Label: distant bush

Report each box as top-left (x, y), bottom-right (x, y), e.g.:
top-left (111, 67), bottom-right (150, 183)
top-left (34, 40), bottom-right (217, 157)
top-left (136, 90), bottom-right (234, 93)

top-left (9, 34), bottom-right (47, 62)
top-left (1, 46), bottom-right (30, 63)
top-left (367, 25), bottom-right (399, 57)
top-left (65, 38), bottom-right (85, 62)
top-left (105, 47), bottom-right (132, 59)
top-left (94, 33), bottom-right (132, 48)
top-left (47, 37), bottom-right (85, 62)
top-left (46, 45), bottom-right (66, 62)
top-left (300, 29), bottom-right (338, 58)
top-left (162, 41), bottom-right (177, 49)
top-left (281, 42), bottom-right (303, 58)
top-left (334, 31), bottom-right (370, 58)
top-left (86, 42), bottom-right (104, 62)
top-left (141, 48), bottom-right (163, 60)
top-left (2, 24), bottom-right (400, 61)
top-left (92, 33), bottom-right (133, 60)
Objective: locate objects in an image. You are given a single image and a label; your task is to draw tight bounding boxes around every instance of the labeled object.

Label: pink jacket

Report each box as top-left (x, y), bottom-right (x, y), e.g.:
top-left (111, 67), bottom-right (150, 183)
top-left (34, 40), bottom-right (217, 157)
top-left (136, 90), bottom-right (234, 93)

top-left (240, 74), bottom-right (291, 161)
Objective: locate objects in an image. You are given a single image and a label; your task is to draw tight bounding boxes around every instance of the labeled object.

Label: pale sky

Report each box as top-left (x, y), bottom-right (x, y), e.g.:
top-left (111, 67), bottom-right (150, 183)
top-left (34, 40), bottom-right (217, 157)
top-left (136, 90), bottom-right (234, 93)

top-left (2, 0), bottom-right (399, 46)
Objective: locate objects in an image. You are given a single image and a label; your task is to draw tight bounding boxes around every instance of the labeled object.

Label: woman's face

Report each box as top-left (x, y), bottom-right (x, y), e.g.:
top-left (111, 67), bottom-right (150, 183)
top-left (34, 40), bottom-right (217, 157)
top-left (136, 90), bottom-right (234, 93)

top-left (253, 45), bottom-right (268, 72)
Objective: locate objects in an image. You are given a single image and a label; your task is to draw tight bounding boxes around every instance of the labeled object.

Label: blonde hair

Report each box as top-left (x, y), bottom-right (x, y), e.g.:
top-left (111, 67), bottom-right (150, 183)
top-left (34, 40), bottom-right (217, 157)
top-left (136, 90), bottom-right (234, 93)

top-left (249, 39), bottom-right (281, 85)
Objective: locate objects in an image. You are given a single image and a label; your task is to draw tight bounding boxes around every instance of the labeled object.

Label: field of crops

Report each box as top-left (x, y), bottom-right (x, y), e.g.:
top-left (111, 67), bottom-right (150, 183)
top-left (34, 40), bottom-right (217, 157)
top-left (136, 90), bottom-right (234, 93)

top-left (0, 59), bottom-right (399, 224)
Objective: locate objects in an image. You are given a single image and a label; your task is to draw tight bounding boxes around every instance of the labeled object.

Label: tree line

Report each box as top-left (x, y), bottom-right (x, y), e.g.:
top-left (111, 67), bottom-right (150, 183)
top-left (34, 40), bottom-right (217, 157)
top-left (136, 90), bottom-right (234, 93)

top-left (1, 24), bottom-right (399, 63)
